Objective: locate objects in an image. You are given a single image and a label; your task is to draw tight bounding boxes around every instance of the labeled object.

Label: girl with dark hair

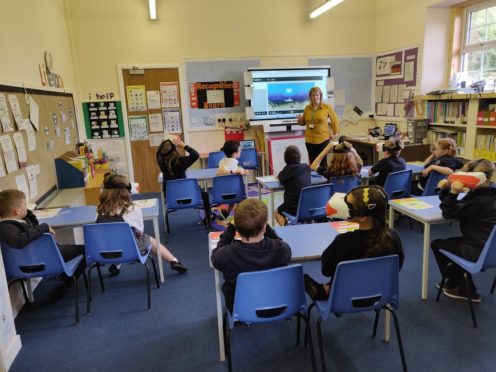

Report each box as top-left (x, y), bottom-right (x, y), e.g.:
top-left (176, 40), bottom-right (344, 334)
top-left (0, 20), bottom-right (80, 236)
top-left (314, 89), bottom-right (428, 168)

top-left (310, 140), bottom-right (363, 180)
top-left (368, 138), bottom-right (406, 186)
top-left (304, 185), bottom-right (404, 300)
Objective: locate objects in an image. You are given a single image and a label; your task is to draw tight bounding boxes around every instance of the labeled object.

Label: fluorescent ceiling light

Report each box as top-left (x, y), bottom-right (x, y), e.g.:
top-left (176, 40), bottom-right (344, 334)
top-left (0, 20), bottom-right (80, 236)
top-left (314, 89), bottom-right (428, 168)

top-left (310, 0), bottom-right (345, 19)
top-left (149, 0), bottom-right (157, 20)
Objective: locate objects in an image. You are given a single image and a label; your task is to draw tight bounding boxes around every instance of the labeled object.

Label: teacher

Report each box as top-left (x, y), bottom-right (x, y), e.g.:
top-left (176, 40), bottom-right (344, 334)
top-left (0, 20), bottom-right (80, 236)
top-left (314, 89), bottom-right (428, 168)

top-left (297, 87), bottom-right (339, 169)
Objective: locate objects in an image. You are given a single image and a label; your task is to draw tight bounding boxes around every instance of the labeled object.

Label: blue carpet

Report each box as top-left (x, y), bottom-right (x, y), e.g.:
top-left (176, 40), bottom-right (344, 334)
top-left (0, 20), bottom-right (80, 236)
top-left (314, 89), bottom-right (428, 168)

top-left (8, 193), bottom-right (496, 371)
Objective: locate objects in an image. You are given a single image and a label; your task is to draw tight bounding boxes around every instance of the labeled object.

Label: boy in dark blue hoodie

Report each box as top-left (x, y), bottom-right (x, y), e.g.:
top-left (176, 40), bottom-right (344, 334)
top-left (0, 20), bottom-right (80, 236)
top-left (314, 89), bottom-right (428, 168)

top-left (274, 145), bottom-right (311, 226)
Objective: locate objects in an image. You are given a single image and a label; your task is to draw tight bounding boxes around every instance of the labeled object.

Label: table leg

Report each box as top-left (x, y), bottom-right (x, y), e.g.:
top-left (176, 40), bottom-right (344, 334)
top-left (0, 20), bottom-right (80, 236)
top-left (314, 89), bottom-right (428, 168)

top-left (422, 223), bottom-right (430, 300)
top-left (270, 190), bottom-right (275, 226)
top-left (153, 216), bottom-right (165, 283)
top-left (214, 268), bottom-right (226, 361)
top-left (388, 204), bottom-right (394, 228)
top-left (383, 206), bottom-right (395, 341)
top-left (160, 190), bottom-right (168, 242)
top-left (258, 182), bottom-right (262, 201)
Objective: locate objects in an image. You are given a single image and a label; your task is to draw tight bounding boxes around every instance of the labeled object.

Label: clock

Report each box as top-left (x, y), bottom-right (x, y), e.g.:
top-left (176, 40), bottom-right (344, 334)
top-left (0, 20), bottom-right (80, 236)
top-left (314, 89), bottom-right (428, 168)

top-left (44, 51), bottom-right (54, 73)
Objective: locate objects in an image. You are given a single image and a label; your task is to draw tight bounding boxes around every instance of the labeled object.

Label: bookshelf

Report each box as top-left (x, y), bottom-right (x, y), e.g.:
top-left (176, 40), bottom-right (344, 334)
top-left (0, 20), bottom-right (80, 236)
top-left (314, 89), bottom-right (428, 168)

top-left (415, 93), bottom-right (496, 160)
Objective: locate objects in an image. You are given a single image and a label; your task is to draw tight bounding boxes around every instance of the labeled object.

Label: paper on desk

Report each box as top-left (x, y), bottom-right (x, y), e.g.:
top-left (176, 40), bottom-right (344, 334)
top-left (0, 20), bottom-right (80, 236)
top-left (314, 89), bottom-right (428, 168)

top-left (134, 199), bottom-right (157, 208)
top-left (330, 221), bottom-right (359, 233)
top-left (257, 175), bottom-right (277, 183)
top-left (34, 208), bottom-right (61, 218)
top-left (391, 198), bottom-right (433, 209)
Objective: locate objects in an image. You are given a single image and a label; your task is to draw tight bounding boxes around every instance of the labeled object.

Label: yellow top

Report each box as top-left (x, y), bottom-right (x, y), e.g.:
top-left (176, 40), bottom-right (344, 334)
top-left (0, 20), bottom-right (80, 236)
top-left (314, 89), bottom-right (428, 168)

top-left (302, 103), bottom-right (339, 144)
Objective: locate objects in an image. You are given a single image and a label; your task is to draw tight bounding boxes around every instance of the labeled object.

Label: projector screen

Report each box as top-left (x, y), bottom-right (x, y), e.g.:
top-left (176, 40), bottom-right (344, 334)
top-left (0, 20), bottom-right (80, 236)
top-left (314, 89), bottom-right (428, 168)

top-left (246, 67), bottom-right (331, 124)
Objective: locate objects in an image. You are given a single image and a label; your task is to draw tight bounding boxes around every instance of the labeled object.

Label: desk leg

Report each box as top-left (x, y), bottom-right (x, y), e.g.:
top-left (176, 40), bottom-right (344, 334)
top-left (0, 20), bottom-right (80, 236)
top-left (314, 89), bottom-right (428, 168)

top-left (422, 223), bottom-right (430, 300)
top-left (258, 183), bottom-right (262, 201)
top-left (160, 190), bottom-right (168, 242)
top-left (388, 205), bottom-right (394, 228)
top-left (270, 190), bottom-right (275, 226)
top-left (153, 216), bottom-right (165, 283)
top-left (214, 268), bottom-right (226, 361)
top-left (383, 206), bottom-right (395, 341)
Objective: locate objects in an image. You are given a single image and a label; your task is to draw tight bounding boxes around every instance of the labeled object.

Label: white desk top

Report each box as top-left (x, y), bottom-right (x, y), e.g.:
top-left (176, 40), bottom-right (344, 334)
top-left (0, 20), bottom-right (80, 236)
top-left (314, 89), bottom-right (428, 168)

top-left (158, 169), bottom-right (220, 184)
top-left (256, 172), bottom-right (327, 190)
top-left (361, 163), bottom-right (424, 179)
top-left (388, 195), bottom-right (445, 223)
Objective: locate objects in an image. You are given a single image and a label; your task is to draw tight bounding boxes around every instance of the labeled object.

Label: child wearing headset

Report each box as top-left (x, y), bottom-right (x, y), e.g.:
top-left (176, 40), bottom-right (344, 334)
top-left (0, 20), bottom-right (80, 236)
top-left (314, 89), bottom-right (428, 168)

top-left (96, 173), bottom-right (187, 275)
top-left (310, 138), bottom-right (363, 180)
top-left (156, 137), bottom-right (211, 225)
top-left (431, 159), bottom-right (496, 302)
top-left (304, 185), bottom-right (404, 300)
top-left (368, 138), bottom-right (406, 187)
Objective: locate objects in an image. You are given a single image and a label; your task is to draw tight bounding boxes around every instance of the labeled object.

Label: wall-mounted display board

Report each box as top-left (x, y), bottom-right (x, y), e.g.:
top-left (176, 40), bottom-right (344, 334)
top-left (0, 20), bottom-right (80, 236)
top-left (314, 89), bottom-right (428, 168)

top-left (82, 101), bottom-right (124, 139)
top-left (0, 84), bottom-right (79, 204)
top-left (373, 46), bottom-right (419, 118)
top-left (185, 59), bottom-right (260, 129)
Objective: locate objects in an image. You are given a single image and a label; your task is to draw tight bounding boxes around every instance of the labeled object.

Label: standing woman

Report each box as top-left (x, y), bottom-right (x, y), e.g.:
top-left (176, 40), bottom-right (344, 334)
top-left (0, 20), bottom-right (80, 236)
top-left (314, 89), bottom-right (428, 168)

top-left (297, 87), bottom-right (340, 169)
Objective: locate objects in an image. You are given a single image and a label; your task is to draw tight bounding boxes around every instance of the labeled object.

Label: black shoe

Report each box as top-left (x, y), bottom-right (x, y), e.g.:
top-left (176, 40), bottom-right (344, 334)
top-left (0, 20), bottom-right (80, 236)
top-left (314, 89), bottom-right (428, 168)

top-left (443, 286), bottom-right (481, 303)
top-left (220, 209), bottom-right (230, 220)
top-left (304, 274), bottom-right (328, 301)
top-left (436, 279), bottom-right (457, 290)
top-left (108, 264), bottom-right (120, 277)
top-left (170, 260), bottom-right (188, 274)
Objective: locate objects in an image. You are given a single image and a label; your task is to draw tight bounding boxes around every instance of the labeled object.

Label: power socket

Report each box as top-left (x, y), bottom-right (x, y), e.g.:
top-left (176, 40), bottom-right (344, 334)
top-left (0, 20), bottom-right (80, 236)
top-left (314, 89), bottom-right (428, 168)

top-left (215, 113), bottom-right (245, 127)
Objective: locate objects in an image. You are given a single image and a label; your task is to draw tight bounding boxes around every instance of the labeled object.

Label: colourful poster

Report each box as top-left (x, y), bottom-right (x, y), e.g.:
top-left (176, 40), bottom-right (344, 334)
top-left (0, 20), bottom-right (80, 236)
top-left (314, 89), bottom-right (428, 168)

top-left (189, 81), bottom-right (240, 109)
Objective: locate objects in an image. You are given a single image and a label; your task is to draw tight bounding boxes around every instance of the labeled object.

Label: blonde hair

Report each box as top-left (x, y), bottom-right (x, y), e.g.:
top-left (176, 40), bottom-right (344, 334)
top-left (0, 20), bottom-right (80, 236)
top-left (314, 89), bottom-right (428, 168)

top-left (436, 138), bottom-right (457, 157)
top-left (0, 190), bottom-right (25, 217)
top-left (308, 87), bottom-right (323, 101)
top-left (461, 158), bottom-right (495, 180)
top-left (97, 174), bottom-right (133, 216)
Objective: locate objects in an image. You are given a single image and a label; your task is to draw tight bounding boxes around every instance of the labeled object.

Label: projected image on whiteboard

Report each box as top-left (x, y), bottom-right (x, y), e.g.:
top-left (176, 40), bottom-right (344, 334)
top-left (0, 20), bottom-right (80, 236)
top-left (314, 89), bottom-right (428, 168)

top-left (267, 82), bottom-right (313, 114)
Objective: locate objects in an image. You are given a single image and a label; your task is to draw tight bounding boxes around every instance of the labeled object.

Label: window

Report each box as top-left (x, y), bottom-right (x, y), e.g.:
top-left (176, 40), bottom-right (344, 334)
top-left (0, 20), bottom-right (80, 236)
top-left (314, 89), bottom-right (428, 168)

top-left (461, 1), bottom-right (496, 89)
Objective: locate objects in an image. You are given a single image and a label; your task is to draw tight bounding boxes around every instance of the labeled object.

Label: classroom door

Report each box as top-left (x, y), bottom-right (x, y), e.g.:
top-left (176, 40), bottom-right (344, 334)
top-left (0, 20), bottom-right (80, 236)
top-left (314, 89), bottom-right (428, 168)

top-left (121, 68), bottom-right (182, 193)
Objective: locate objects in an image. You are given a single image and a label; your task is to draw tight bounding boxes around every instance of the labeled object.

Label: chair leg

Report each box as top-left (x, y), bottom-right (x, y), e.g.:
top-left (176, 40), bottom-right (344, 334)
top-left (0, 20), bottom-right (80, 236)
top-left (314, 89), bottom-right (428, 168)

top-left (491, 275), bottom-right (496, 294)
top-left (385, 306), bottom-right (408, 372)
top-left (372, 309), bottom-right (380, 338)
top-left (224, 313), bottom-right (233, 372)
top-left (166, 210), bottom-right (170, 234)
top-left (145, 262), bottom-right (151, 310)
top-left (296, 314), bottom-right (301, 345)
top-left (9, 279), bottom-right (30, 304)
top-left (96, 264), bottom-right (105, 292)
top-left (463, 273), bottom-right (478, 328)
top-left (82, 270), bottom-right (89, 292)
top-left (73, 276), bottom-right (79, 325)
top-left (87, 264), bottom-right (96, 313)
top-left (436, 263), bottom-right (452, 302)
top-left (302, 314), bottom-right (317, 372)
top-left (148, 256), bottom-right (160, 288)
top-left (316, 317), bottom-right (327, 372)
top-left (304, 303), bottom-right (315, 348)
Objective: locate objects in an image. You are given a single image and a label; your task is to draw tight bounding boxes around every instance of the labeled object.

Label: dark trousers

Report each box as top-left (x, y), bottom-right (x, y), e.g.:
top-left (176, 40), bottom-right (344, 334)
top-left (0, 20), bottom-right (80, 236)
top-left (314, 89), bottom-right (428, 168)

top-left (58, 244), bottom-right (86, 276)
top-left (431, 238), bottom-right (480, 290)
top-left (306, 140), bottom-right (330, 168)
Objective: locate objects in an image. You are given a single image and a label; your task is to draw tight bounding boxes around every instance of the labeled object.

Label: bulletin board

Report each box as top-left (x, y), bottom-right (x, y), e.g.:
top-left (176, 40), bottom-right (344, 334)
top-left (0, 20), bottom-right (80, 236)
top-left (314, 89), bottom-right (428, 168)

top-left (374, 46), bottom-right (419, 118)
top-left (0, 84), bottom-right (79, 204)
top-left (308, 56), bottom-right (373, 116)
top-left (185, 59), bottom-right (260, 129)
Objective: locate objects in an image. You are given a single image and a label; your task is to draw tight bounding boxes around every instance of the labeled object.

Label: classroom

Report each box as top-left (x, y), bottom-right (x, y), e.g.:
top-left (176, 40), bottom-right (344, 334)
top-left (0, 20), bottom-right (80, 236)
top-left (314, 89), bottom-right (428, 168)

top-left (1, 0), bottom-right (496, 371)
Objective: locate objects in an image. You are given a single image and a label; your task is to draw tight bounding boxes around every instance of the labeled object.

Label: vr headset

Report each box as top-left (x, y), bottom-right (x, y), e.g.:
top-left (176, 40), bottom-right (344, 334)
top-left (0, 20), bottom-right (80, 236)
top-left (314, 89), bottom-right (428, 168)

top-left (448, 172), bottom-right (486, 190)
top-left (326, 186), bottom-right (388, 219)
top-left (160, 140), bottom-right (176, 156)
top-left (103, 172), bottom-right (141, 194)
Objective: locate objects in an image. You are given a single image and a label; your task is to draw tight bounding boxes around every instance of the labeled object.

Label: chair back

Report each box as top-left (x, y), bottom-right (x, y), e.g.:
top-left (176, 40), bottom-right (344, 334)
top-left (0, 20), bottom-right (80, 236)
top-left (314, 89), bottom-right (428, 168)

top-left (321, 255), bottom-right (399, 319)
top-left (212, 175), bottom-right (246, 205)
top-left (1, 234), bottom-right (68, 278)
top-left (238, 148), bottom-right (258, 170)
top-left (166, 178), bottom-right (203, 210)
top-left (231, 265), bottom-right (306, 325)
top-left (208, 151), bottom-right (225, 168)
top-left (329, 175), bottom-right (360, 194)
top-left (478, 226), bottom-right (496, 271)
top-left (383, 170), bottom-right (412, 199)
top-left (421, 171), bottom-right (447, 196)
top-left (83, 223), bottom-right (145, 265)
top-left (295, 183), bottom-right (334, 222)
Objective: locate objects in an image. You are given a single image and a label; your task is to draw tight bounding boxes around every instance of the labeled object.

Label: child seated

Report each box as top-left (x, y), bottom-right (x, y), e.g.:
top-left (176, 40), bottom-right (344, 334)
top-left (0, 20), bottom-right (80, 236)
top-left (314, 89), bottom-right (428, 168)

top-left (96, 173), bottom-right (187, 275)
top-left (431, 159), bottom-right (496, 302)
top-left (274, 145), bottom-right (311, 226)
top-left (216, 140), bottom-right (249, 219)
top-left (0, 190), bottom-right (85, 294)
top-left (310, 139), bottom-right (363, 180)
top-left (368, 138), bottom-right (406, 187)
top-left (412, 138), bottom-right (463, 195)
top-left (304, 186), bottom-right (404, 300)
top-left (211, 198), bottom-right (291, 312)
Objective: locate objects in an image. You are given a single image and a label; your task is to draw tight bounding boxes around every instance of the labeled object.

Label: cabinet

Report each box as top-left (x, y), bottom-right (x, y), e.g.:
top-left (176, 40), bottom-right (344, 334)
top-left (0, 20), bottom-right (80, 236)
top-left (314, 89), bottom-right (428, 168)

top-left (415, 93), bottom-right (496, 160)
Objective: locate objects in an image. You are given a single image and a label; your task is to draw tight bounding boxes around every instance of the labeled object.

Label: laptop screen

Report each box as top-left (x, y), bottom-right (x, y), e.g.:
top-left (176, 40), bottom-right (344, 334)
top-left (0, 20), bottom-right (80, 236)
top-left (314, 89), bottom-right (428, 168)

top-left (383, 123), bottom-right (397, 137)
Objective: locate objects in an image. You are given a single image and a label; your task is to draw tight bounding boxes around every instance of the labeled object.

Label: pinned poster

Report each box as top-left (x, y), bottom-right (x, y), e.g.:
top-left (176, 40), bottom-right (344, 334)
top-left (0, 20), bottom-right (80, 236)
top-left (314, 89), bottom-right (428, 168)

top-left (25, 165), bottom-right (38, 199)
top-left (12, 132), bottom-right (27, 166)
top-left (0, 93), bottom-right (13, 132)
top-left (0, 135), bottom-right (18, 173)
top-left (8, 95), bottom-right (23, 128)
top-left (129, 115), bottom-right (148, 140)
top-left (163, 109), bottom-right (181, 133)
top-left (29, 96), bottom-right (40, 130)
top-left (148, 113), bottom-right (163, 132)
top-left (64, 127), bottom-right (71, 144)
top-left (160, 82), bottom-right (179, 108)
top-left (0, 153), bottom-right (5, 178)
top-left (25, 125), bottom-right (36, 151)
top-left (15, 173), bottom-right (30, 201)
top-left (126, 85), bottom-right (147, 112)
top-left (146, 90), bottom-right (161, 109)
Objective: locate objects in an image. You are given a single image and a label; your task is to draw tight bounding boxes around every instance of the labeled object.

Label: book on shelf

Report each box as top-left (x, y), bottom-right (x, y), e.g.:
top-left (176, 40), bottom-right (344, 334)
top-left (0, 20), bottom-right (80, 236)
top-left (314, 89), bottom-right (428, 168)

top-left (426, 101), bottom-right (467, 125)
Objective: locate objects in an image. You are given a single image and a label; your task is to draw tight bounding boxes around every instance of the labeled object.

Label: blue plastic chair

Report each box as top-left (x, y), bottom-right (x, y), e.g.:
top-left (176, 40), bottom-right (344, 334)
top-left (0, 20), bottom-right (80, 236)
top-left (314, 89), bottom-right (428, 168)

top-left (421, 171), bottom-right (447, 196)
top-left (436, 226), bottom-right (496, 328)
top-left (208, 151), bottom-right (225, 168)
top-left (1, 234), bottom-right (85, 325)
top-left (165, 178), bottom-right (209, 235)
top-left (329, 175), bottom-right (360, 194)
top-left (224, 265), bottom-right (316, 372)
top-left (383, 169), bottom-right (412, 199)
top-left (283, 183), bottom-right (334, 225)
top-left (83, 223), bottom-right (159, 313)
top-left (211, 174), bottom-right (246, 206)
top-left (238, 147), bottom-right (259, 174)
top-left (308, 255), bottom-right (407, 372)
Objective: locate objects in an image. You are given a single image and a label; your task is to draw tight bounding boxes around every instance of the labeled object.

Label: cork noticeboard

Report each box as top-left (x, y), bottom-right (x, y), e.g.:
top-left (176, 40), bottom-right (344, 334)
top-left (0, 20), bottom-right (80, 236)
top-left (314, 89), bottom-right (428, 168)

top-left (0, 84), bottom-right (79, 204)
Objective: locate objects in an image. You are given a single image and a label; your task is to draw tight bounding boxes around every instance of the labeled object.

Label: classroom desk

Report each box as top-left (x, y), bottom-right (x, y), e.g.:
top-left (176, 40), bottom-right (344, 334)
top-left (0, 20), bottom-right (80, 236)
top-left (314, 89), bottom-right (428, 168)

top-left (348, 139), bottom-right (431, 166)
top-left (208, 222), bottom-right (338, 361)
top-left (388, 195), bottom-right (453, 300)
top-left (256, 172), bottom-right (328, 226)
top-left (37, 198), bottom-right (166, 283)
top-left (360, 163), bottom-right (424, 185)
